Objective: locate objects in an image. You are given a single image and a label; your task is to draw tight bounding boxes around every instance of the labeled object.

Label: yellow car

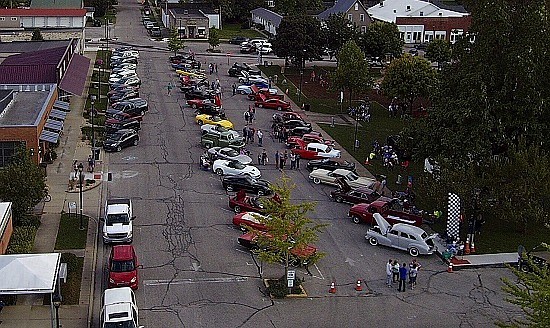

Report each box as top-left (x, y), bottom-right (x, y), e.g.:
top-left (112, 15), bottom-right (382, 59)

top-left (176, 69), bottom-right (206, 79)
top-left (195, 114), bottom-right (234, 129)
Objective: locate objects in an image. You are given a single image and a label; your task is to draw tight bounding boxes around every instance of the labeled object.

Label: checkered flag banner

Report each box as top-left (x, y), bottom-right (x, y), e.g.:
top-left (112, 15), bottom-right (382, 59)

top-left (447, 193), bottom-right (461, 240)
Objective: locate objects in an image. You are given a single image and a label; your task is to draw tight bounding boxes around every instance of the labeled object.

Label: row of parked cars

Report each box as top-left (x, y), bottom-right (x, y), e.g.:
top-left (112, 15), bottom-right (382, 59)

top-left (238, 38), bottom-right (273, 54)
top-left (103, 47), bottom-right (146, 152)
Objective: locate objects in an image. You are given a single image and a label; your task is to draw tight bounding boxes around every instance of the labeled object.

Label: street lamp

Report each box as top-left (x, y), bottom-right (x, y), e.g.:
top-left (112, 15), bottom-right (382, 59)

top-left (77, 162), bottom-right (84, 230)
top-left (90, 95), bottom-right (96, 151)
top-left (298, 49), bottom-right (306, 105)
top-left (53, 299), bottom-right (61, 328)
top-left (353, 109), bottom-right (359, 151)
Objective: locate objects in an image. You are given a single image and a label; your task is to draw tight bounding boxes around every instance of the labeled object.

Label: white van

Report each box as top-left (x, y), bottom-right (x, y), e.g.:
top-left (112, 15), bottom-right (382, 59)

top-left (100, 287), bottom-right (143, 328)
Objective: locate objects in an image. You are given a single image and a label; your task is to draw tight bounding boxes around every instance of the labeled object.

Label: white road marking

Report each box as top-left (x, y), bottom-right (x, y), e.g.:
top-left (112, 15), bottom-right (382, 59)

top-left (144, 277), bottom-right (248, 286)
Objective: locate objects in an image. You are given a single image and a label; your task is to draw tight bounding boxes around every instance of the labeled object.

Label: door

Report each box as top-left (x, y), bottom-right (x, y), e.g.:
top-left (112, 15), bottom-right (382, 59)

top-left (188, 26), bottom-right (196, 38)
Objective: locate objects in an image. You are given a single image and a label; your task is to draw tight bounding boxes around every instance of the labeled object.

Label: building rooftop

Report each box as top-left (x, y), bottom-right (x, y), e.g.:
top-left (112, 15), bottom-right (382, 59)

top-left (0, 90), bottom-right (52, 126)
top-left (30, 0), bottom-right (83, 8)
top-left (0, 8), bottom-right (87, 17)
top-left (250, 8), bottom-right (283, 27)
top-left (170, 8), bottom-right (206, 19)
top-left (0, 40), bottom-right (71, 55)
top-left (0, 47), bottom-right (66, 84)
top-left (318, 0), bottom-right (366, 20)
top-left (367, 0), bottom-right (468, 23)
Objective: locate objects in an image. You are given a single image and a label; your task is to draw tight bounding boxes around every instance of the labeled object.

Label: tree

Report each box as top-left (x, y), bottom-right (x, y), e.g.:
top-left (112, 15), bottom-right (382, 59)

top-left (31, 29), bottom-right (44, 41)
top-left (330, 40), bottom-right (373, 106)
top-left (208, 27), bottom-right (220, 50)
top-left (499, 243), bottom-right (550, 327)
top-left (274, 0), bottom-right (322, 15)
top-left (167, 28), bottom-right (185, 56)
top-left (361, 22), bottom-right (403, 59)
top-left (381, 54), bottom-right (437, 113)
top-left (250, 177), bottom-right (327, 285)
top-left (322, 13), bottom-right (358, 60)
top-left (218, 0), bottom-right (265, 22)
top-left (0, 146), bottom-right (46, 224)
top-left (425, 39), bottom-right (452, 69)
top-left (272, 14), bottom-right (324, 66)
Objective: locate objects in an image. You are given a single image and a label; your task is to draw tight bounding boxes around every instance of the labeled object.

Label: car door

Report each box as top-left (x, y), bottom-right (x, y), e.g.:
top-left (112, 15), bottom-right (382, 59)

top-left (386, 229), bottom-right (400, 248)
top-left (306, 145), bottom-right (319, 159)
top-left (225, 161), bottom-right (239, 175)
top-left (121, 132), bottom-right (132, 148)
top-left (348, 191), bottom-right (363, 203)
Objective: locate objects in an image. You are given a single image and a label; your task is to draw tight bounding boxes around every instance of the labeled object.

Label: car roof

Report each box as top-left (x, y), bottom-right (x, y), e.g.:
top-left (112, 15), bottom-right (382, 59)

top-left (307, 143), bottom-right (327, 148)
top-left (392, 223), bottom-right (427, 235)
top-left (332, 169), bottom-right (352, 175)
top-left (103, 287), bottom-right (134, 306)
top-left (111, 245), bottom-right (135, 260)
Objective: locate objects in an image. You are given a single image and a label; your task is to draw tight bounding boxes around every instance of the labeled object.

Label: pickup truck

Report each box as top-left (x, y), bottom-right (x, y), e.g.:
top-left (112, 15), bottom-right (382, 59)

top-left (201, 131), bottom-right (245, 150)
top-left (348, 199), bottom-right (423, 226)
top-left (102, 199), bottom-right (135, 244)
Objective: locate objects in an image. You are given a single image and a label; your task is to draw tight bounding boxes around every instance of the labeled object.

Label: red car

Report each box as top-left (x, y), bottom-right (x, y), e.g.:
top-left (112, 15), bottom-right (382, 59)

top-left (232, 212), bottom-right (268, 231)
top-left (286, 134), bottom-right (334, 148)
top-left (348, 200), bottom-right (424, 226)
top-left (187, 98), bottom-right (219, 109)
top-left (229, 190), bottom-right (281, 213)
top-left (108, 245), bottom-right (140, 290)
top-left (237, 231), bottom-right (318, 265)
top-left (254, 94), bottom-right (291, 111)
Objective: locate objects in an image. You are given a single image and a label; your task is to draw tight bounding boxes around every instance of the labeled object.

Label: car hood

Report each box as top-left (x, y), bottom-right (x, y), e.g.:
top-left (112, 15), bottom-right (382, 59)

top-left (233, 155), bottom-right (252, 164)
top-left (109, 270), bottom-right (137, 283)
top-left (104, 223), bottom-right (131, 234)
top-left (242, 167), bottom-right (261, 178)
top-left (351, 177), bottom-right (375, 187)
top-left (373, 213), bottom-right (391, 234)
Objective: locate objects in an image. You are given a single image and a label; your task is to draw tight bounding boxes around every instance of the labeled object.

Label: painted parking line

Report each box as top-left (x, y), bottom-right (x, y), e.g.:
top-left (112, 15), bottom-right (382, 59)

top-left (143, 276), bottom-right (248, 286)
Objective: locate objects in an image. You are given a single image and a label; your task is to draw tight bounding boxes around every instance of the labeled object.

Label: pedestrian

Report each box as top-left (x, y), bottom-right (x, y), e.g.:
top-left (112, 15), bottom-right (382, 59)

top-left (215, 63), bottom-right (218, 73)
top-left (244, 111), bottom-right (250, 124)
top-left (167, 82), bottom-right (173, 96)
top-left (87, 155), bottom-right (95, 172)
top-left (242, 126), bottom-right (249, 142)
top-left (249, 127), bottom-right (255, 143)
top-left (232, 83), bottom-right (236, 96)
top-left (279, 151), bottom-right (285, 170)
top-left (392, 260), bottom-right (400, 283)
top-left (409, 259), bottom-right (421, 283)
top-left (409, 264), bottom-right (418, 289)
top-left (275, 151), bottom-right (279, 167)
top-left (257, 129), bottom-right (263, 146)
top-left (257, 153), bottom-right (262, 165)
top-left (283, 150), bottom-right (288, 168)
top-left (249, 110), bottom-right (255, 122)
top-left (398, 263), bottom-right (408, 292)
top-left (295, 153), bottom-right (300, 169)
top-left (261, 149), bottom-right (268, 165)
top-left (290, 152), bottom-right (296, 169)
top-left (386, 259), bottom-right (393, 287)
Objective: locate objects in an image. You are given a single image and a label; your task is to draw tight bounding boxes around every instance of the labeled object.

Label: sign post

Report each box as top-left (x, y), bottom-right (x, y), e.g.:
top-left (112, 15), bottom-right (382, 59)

top-left (287, 270), bottom-right (295, 290)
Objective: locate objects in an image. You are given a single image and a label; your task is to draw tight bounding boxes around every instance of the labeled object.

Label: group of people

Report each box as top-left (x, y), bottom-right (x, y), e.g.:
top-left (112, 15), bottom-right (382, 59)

top-left (243, 125), bottom-right (263, 146)
top-left (272, 149), bottom-right (300, 170)
top-left (386, 258), bottom-right (421, 291)
top-left (368, 140), bottom-right (401, 170)
top-left (347, 102), bottom-right (371, 122)
top-left (208, 63), bottom-right (218, 75)
top-left (271, 124), bottom-right (290, 143)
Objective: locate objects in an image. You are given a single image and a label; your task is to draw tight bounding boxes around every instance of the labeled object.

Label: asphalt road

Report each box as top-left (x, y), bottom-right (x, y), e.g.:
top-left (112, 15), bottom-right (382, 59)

top-left (90, 1), bottom-right (524, 327)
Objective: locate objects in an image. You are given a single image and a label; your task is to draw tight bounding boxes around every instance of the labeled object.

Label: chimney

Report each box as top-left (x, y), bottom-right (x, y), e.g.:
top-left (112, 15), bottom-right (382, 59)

top-left (406, 5), bottom-right (411, 11)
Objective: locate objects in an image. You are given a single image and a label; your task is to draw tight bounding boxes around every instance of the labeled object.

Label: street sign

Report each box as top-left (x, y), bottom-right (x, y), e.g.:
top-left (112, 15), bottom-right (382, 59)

top-left (287, 270), bottom-right (295, 280)
top-left (287, 279), bottom-right (294, 288)
top-left (68, 202), bottom-right (77, 210)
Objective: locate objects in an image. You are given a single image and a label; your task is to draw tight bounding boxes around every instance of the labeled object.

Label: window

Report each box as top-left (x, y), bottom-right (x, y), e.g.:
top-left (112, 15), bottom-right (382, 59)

top-left (0, 141), bottom-right (24, 167)
top-left (360, 14), bottom-right (365, 22)
top-left (11, 17), bottom-right (17, 21)
top-left (0, 17), bottom-right (5, 21)
top-left (347, 14), bottom-right (352, 21)
top-left (361, 25), bottom-right (367, 33)
top-left (419, 11), bottom-right (423, 16)
top-left (354, 3), bottom-right (359, 10)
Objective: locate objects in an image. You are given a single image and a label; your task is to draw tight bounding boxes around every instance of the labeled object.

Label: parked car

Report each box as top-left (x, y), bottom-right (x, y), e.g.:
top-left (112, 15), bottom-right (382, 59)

top-left (287, 126), bottom-right (314, 137)
top-left (100, 288), bottom-right (143, 328)
top-left (201, 124), bottom-right (240, 138)
top-left (110, 76), bottom-right (142, 88)
top-left (108, 85), bottom-right (138, 97)
top-left (105, 118), bottom-right (141, 136)
top-left (291, 141), bottom-right (341, 160)
top-left (109, 100), bottom-right (148, 116)
top-left (194, 105), bottom-right (225, 117)
top-left (108, 90), bottom-right (139, 103)
top-left (365, 213), bottom-right (436, 256)
top-left (238, 231), bottom-right (317, 266)
top-left (228, 190), bottom-right (265, 214)
top-left (287, 133), bottom-right (333, 148)
top-left (112, 64), bottom-right (136, 73)
top-left (103, 129), bottom-right (140, 152)
top-left (207, 147), bottom-right (252, 164)
top-left (229, 36), bottom-right (249, 45)
top-left (247, 86), bottom-right (280, 100)
top-left (306, 158), bottom-right (356, 172)
top-left (184, 89), bottom-right (216, 101)
top-left (238, 71), bottom-right (268, 84)
top-left (106, 108), bottom-right (143, 121)
top-left (240, 44), bottom-right (256, 54)
top-left (330, 178), bottom-right (391, 204)
top-left (241, 80), bottom-right (270, 89)
top-left (232, 212), bottom-right (268, 231)
top-left (309, 168), bottom-right (375, 188)
top-left (222, 175), bottom-right (272, 195)
top-left (201, 131), bottom-right (245, 150)
top-left (258, 42), bottom-right (273, 54)
top-left (280, 119), bottom-right (311, 130)
top-left (150, 26), bottom-right (161, 37)
top-left (228, 62), bottom-right (260, 76)
top-left (255, 95), bottom-right (291, 111)
top-left (110, 57), bottom-right (137, 67)
top-left (195, 114), bottom-right (233, 129)
top-left (348, 199), bottom-right (424, 226)
top-left (213, 160), bottom-right (261, 178)
top-left (272, 112), bottom-right (303, 123)
top-left (187, 98), bottom-right (218, 110)
top-left (108, 245), bottom-right (140, 289)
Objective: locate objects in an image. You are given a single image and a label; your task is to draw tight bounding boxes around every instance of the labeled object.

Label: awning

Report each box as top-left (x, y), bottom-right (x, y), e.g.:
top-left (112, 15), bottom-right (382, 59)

top-left (44, 119), bottom-right (64, 132)
top-left (59, 54), bottom-right (91, 96)
top-left (53, 100), bottom-right (70, 112)
top-left (39, 130), bottom-right (60, 144)
top-left (0, 253), bottom-right (61, 294)
top-left (49, 109), bottom-right (67, 121)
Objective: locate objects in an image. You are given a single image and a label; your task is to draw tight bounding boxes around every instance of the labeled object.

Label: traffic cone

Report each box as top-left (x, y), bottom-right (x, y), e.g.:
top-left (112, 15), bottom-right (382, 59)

top-left (329, 282), bottom-right (336, 294)
top-left (470, 241), bottom-right (476, 253)
top-left (447, 262), bottom-right (453, 273)
top-left (355, 279), bottom-right (362, 291)
top-left (464, 238), bottom-right (471, 255)
top-left (364, 157), bottom-right (371, 165)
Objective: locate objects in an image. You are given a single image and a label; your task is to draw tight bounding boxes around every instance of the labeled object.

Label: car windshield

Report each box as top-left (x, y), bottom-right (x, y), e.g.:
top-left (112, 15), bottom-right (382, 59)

top-left (110, 259), bottom-right (135, 272)
top-left (323, 146), bottom-right (333, 153)
top-left (346, 172), bottom-right (359, 181)
top-left (104, 319), bottom-right (136, 328)
top-left (224, 149), bottom-right (238, 157)
top-left (210, 116), bottom-right (221, 122)
top-left (232, 162), bottom-right (246, 169)
top-left (109, 133), bottom-right (125, 141)
top-left (106, 214), bottom-right (130, 225)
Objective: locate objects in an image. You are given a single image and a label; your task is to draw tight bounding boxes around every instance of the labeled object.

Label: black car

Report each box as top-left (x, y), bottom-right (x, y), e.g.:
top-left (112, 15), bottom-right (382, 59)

top-left (105, 108), bottom-right (143, 121)
top-left (306, 158), bottom-right (356, 172)
top-left (123, 98), bottom-right (148, 111)
top-left (222, 175), bottom-right (272, 195)
top-left (240, 45), bottom-right (256, 54)
top-left (110, 57), bottom-right (137, 67)
top-left (109, 100), bottom-right (148, 116)
top-left (330, 179), bottom-right (388, 204)
top-left (108, 85), bottom-right (138, 96)
top-left (229, 36), bottom-right (249, 45)
top-left (184, 90), bottom-right (216, 101)
top-left (281, 119), bottom-right (312, 130)
top-left (103, 129), bottom-right (139, 152)
top-left (194, 105), bottom-right (225, 117)
top-left (108, 90), bottom-right (139, 104)
top-left (104, 119), bottom-right (141, 136)
top-left (287, 126), bottom-right (313, 137)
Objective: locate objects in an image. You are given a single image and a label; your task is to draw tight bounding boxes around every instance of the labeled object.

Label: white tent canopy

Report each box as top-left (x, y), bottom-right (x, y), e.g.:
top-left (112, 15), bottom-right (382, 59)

top-left (0, 253), bottom-right (61, 294)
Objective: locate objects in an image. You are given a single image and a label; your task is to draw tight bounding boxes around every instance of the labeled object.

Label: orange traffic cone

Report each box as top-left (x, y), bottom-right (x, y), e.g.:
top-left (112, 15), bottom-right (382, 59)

top-left (447, 262), bottom-right (453, 273)
top-left (470, 241), bottom-right (476, 253)
top-left (355, 280), bottom-right (362, 291)
top-left (364, 157), bottom-right (370, 165)
top-left (329, 282), bottom-right (336, 294)
top-left (464, 239), bottom-right (471, 255)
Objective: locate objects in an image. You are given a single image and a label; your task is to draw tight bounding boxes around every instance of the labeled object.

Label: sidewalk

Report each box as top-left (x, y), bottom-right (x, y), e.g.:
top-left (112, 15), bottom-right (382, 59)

top-left (0, 51), bottom-right (103, 328)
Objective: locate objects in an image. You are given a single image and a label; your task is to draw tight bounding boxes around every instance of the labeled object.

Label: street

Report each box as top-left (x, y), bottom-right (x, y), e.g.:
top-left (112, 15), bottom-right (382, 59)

top-left (89, 1), bottom-right (523, 327)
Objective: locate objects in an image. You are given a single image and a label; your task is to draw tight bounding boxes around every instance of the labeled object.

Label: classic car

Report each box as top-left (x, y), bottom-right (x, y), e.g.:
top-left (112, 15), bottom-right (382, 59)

top-left (176, 69), bottom-right (206, 79)
top-left (184, 89), bottom-right (216, 101)
top-left (232, 212), bottom-right (268, 231)
top-left (187, 98), bottom-right (217, 109)
top-left (287, 134), bottom-right (334, 149)
top-left (108, 90), bottom-right (139, 104)
top-left (287, 126), bottom-right (314, 137)
top-left (254, 95), bottom-right (291, 111)
top-left (241, 80), bottom-right (270, 89)
top-left (248, 88), bottom-right (281, 101)
top-left (207, 147), bottom-right (252, 164)
top-left (291, 141), bottom-right (341, 160)
top-left (365, 213), bottom-right (436, 256)
top-left (238, 71), bottom-right (268, 84)
top-left (222, 175), bottom-right (272, 195)
top-left (279, 120), bottom-right (311, 130)
top-left (228, 62), bottom-right (261, 76)
top-left (228, 190), bottom-right (280, 214)
top-left (330, 178), bottom-right (391, 204)
top-left (201, 124), bottom-right (240, 138)
top-left (195, 114), bottom-right (234, 129)
top-left (309, 168), bottom-right (375, 189)
top-left (348, 200), bottom-right (424, 226)
top-left (306, 158), bottom-right (356, 172)
top-left (272, 112), bottom-right (303, 123)
top-left (103, 129), bottom-right (139, 152)
top-left (110, 76), bottom-right (142, 88)
top-left (213, 160), bottom-right (261, 178)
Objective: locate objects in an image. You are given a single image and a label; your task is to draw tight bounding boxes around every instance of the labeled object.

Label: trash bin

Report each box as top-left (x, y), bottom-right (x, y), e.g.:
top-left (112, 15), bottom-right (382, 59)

top-left (93, 147), bottom-right (101, 161)
top-left (303, 103), bottom-right (310, 111)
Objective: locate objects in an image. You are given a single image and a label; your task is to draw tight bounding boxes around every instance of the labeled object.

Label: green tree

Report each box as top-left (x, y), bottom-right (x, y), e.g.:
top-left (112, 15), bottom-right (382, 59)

top-left (275, 0), bottom-right (322, 15)
top-left (322, 13), bottom-right (358, 60)
top-left (272, 14), bottom-right (324, 66)
top-left (208, 27), bottom-right (220, 50)
top-left (250, 177), bottom-right (327, 285)
top-left (31, 29), bottom-right (43, 41)
top-left (167, 28), bottom-right (185, 56)
top-left (425, 39), bottom-right (452, 69)
top-left (499, 243), bottom-right (550, 327)
top-left (330, 40), bottom-right (373, 106)
top-left (0, 146), bottom-right (46, 224)
top-left (361, 22), bottom-right (403, 59)
top-left (218, 0), bottom-right (264, 22)
top-left (381, 54), bottom-right (437, 113)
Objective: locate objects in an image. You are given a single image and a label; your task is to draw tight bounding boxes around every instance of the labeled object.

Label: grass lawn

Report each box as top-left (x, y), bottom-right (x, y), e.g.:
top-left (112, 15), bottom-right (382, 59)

top-left (55, 213), bottom-right (89, 250)
top-left (44, 253), bottom-right (84, 305)
top-left (219, 23), bottom-right (265, 40)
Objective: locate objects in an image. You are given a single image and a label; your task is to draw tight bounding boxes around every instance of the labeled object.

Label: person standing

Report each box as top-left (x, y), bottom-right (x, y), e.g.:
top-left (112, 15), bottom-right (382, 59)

top-left (244, 111), bottom-right (250, 124)
top-left (279, 151), bottom-right (285, 170)
top-left (257, 129), bottom-right (263, 146)
top-left (392, 260), bottom-right (400, 283)
top-left (290, 152), bottom-right (296, 169)
top-left (261, 149), bottom-right (268, 165)
top-left (409, 264), bottom-right (418, 290)
top-left (398, 263), bottom-right (408, 292)
top-left (283, 150), bottom-right (288, 168)
top-left (295, 154), bottom-right (300, 169)
top-left (386, 259), bottom-right (393, 287)
top-left (232, 83), bottom-right (236, 96)
top-left (275, 151), bottom-right (279, 167)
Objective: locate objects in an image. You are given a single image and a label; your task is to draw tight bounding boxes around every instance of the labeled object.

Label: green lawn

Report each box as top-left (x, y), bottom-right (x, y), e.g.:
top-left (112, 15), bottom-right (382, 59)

top-left (44, 253), bottom-right (84, 305)
top-left (219, 23), bottom-right (265, 40)
top-left (55, 213), bottom-right (89, 250)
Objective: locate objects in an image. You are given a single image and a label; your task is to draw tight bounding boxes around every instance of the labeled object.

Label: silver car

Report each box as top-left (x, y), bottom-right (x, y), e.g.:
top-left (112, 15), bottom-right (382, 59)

top-left (207, 147), bottom-right (252, 165)
top-left (365, 213), bottom-right (437, 257)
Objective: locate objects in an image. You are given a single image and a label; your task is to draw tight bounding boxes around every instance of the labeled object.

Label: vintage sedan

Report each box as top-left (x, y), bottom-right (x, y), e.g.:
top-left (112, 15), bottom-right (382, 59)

top-left (309, 168), bottom-right (375, 189)
top-left (229, 190), bottom-right (280, 214)
top-left (195, 114), bottom-right (233, 129)
top-left (222, 175), bottom-right (272, 195)
top-left (213, 160), bottom-right (261, 178)
top-left (255, 96), bottom-right (291, 111)
top-left (306, 158), bottom-right (355, 172)
top-left (330, 179), bottom-right (390, 204)
top-left (232, 212), bottom-right (268, 231)
top-left (272, 112), bottom-right (303, 123)
top-left (292, 141), bottom-right (341, 160)
top-left (365, 213), bottom-right (437, 257)
top-left (187, 98), bottom-right (218, 109)
top-left (201, 124), bottom-right (240, 137)
top-left (103, 129), bottom-right (139, 152)
top-left (207, 147), bottom-right (252, 164)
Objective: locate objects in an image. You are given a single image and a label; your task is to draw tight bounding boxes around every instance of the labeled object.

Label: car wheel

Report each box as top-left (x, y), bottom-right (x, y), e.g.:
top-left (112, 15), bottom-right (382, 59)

top-left (233, 206), bottom-right (241, 213)
top-left (226, 185), bottom-right (233, 192)
top-left (192, 104), bottom-right (197, 109)
top-left (197, 120), bottom-right (204, 125)
top-left (409, 247), bottom-right (419, 257)
top-left (257, 190), bottom-right (264, 196)
top-left (258, 104), bottom-right (263, 108)
top-left (313, 178), bottom-right (320, 184)
top-left (352, 216), bottom-right (361, 224)
top-left (277, 106), bottom-right (282, 111)
top-left (369, 237), bottom-right (378, 246)
top-left (215, 168), bottom-right (224, 176)
top-left (520, 264), bottom-right (531, 273)
top-left (133, 139), bottom-right (139, 146)
top-left (335, 196), bottom-right (343, 203)
top-left (116, 145), bottom-right (122, 152)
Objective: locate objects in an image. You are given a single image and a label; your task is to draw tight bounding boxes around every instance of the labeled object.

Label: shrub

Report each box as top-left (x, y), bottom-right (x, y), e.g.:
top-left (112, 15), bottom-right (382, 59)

top-left (7, 226), bottom-right (38, 254)
top-left (266, 276), bottom-right (302, 298)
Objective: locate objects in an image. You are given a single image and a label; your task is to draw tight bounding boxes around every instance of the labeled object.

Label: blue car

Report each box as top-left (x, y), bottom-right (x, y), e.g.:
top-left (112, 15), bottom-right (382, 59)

top-left (243, 81), bottom-right (269, 89)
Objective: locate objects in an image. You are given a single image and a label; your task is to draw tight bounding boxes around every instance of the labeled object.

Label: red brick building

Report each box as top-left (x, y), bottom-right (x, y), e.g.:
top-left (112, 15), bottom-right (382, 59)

top-left (396, 15), bottom-right (472, 43)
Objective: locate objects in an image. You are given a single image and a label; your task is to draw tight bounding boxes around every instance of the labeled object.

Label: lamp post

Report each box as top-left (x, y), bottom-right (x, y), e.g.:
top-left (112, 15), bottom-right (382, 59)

top-left (90, 95), bottom-right (96, 151)
top-left (353, 109), bottom-right (359, 151)
top-left (77, 163), bottom-right (84, 230)
top-left (53, 299), bottom-right (61, 328)
top-left (298, 49), bottom-right (306, 105)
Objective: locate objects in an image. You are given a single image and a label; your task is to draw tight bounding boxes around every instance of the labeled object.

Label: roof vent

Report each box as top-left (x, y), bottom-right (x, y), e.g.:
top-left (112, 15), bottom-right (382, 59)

top-left (393, 9), bottom-right (396, 13)
top-left (406, 5), bottom-right (411, 11)
top-left (438, 12), bottom-right (442, 16)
